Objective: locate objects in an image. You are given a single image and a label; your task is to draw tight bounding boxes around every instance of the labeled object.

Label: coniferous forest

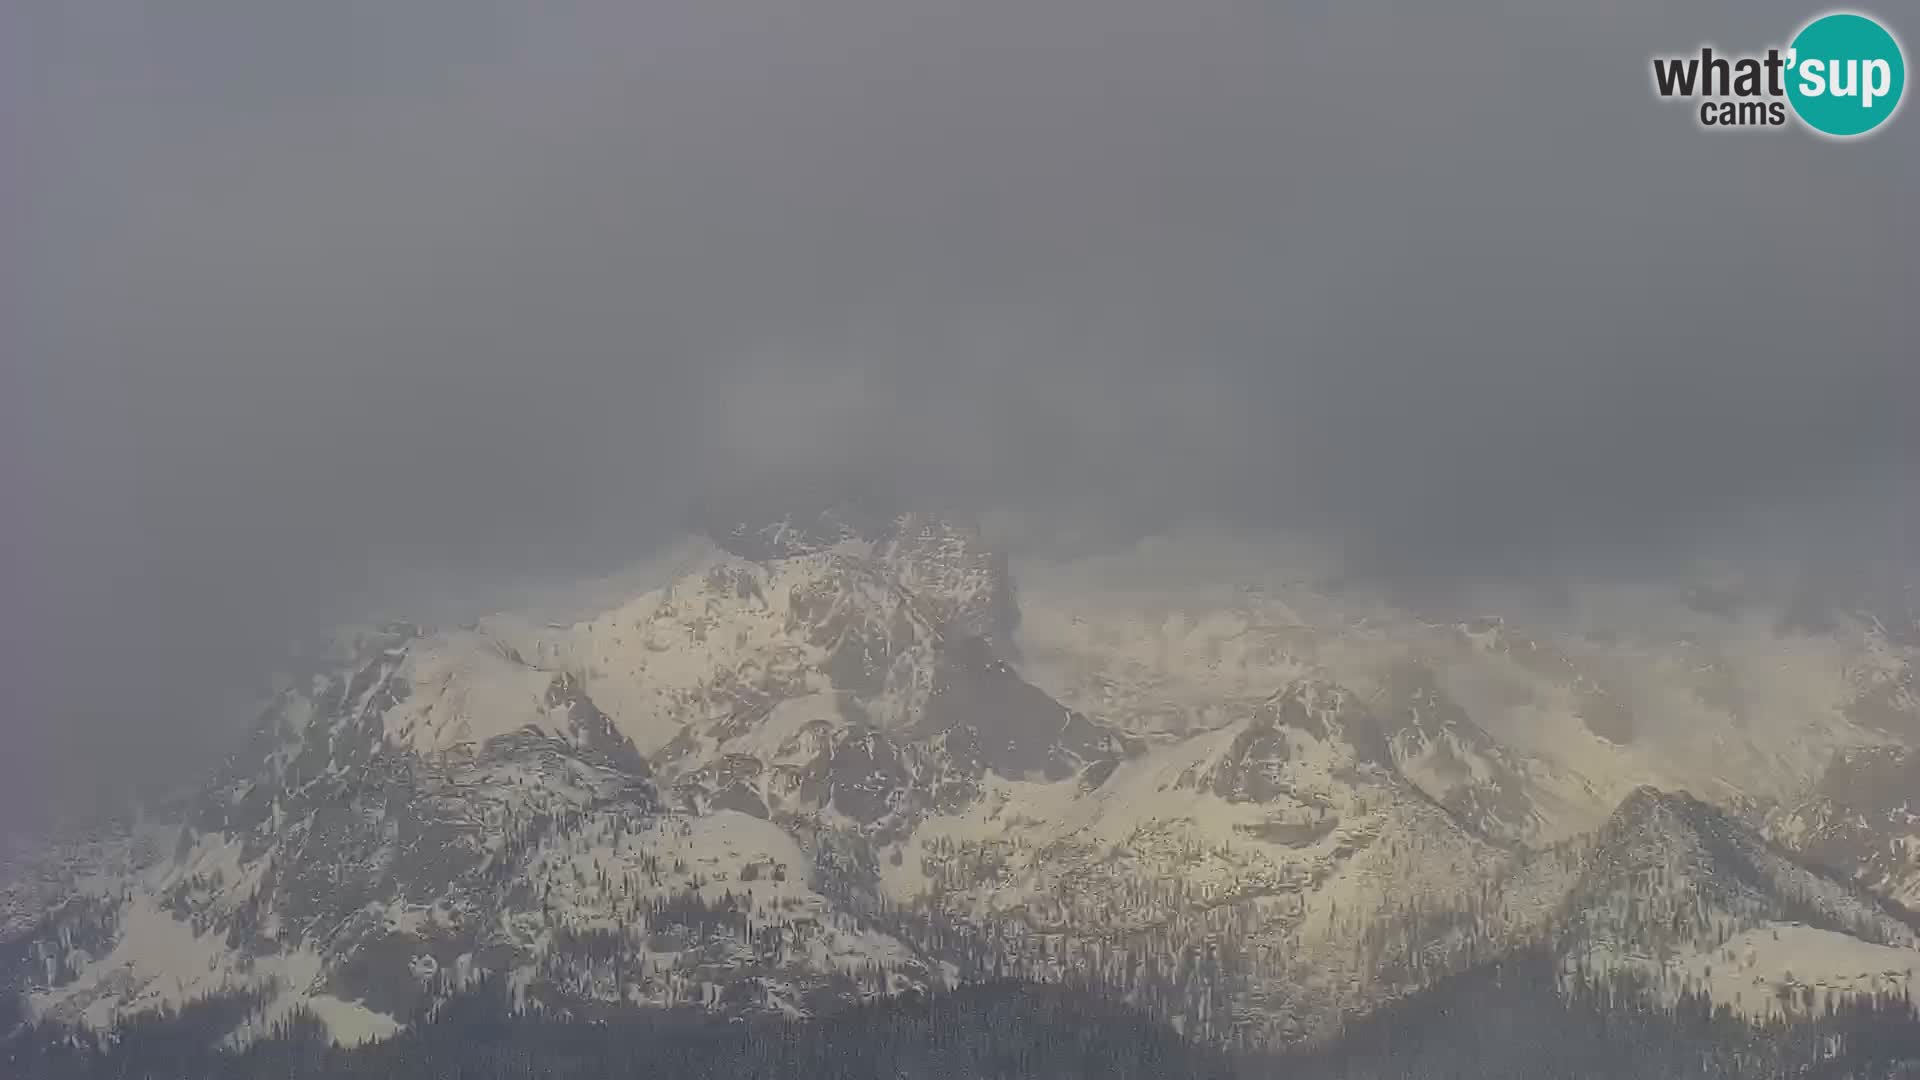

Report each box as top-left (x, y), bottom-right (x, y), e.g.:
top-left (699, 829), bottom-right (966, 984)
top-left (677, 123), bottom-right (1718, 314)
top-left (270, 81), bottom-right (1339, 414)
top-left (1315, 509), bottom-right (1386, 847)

top-left (6, 955), bottom-right (1920, 1080)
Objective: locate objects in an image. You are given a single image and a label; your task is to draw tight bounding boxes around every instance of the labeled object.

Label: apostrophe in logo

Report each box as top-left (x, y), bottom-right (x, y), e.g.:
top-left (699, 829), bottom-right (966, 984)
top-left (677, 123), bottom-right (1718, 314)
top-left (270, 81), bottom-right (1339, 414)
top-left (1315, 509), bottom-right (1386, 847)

top-left (1650, 10), bottom-right (1905, 138)
top-left (1786, 12), bottom-right (1905, 137)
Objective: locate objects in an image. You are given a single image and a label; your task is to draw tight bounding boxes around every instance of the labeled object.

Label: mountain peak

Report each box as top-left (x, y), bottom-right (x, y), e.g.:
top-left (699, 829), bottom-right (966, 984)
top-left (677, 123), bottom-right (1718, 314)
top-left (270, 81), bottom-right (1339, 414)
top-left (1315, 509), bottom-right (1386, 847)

top-left (1566, 785), bottom-right (1919, 962)
top-left (687, 478), bottom-right (909, 561)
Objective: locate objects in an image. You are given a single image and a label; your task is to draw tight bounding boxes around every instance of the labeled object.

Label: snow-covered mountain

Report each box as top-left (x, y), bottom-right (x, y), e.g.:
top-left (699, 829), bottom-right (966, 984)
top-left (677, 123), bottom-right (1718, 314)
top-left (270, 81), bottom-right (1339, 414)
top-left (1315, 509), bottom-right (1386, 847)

top-left (5, 510), bottom-right (1917, 1049)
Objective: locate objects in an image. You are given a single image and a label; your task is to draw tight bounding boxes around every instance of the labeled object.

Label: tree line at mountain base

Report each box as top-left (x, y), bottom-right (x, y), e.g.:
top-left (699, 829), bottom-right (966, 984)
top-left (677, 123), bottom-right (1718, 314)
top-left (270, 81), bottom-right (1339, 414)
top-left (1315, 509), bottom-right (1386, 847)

top-left (5, 955), bottom-right (1920, 1079)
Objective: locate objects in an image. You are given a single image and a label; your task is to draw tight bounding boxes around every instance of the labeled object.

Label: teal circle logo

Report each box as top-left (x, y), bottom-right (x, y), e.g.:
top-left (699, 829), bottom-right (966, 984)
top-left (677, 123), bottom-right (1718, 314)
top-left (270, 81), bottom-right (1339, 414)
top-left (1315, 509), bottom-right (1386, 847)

top-left (1787, 12), bottom-right (1906, 137)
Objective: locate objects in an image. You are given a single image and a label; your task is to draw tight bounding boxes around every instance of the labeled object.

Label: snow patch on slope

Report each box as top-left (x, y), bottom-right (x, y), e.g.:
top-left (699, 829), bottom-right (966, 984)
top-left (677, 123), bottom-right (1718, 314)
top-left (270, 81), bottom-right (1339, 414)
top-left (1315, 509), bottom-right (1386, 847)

top-left (1585, 923), bottom-right (1920, 1022)
top-left (384, 631), bottom-right (563, 753)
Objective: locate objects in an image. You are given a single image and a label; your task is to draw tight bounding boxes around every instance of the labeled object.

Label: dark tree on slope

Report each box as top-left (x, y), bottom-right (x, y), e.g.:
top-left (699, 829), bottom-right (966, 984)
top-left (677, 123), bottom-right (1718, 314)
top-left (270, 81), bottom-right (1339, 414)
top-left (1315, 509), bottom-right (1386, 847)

top-left (1280, 951), bottom-right (1920, 1080)
top-left (8, 959), bottom-right (1920, 1079)
top-left (2, 979), bottom-right (1237, 1080)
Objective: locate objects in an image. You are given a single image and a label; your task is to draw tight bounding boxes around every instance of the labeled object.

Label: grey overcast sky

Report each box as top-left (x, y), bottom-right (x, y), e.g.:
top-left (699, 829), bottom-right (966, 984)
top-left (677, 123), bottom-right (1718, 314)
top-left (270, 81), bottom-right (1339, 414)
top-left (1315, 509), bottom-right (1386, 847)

top-left (3, 1), bottom-right (1915, 827)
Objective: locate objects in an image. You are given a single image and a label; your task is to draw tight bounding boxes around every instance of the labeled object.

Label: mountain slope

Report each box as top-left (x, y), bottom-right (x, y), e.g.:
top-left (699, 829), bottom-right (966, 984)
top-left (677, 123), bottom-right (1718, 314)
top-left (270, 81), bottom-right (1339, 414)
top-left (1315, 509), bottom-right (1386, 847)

top-left (1770, 745), bottom-right (1920, 910)
top-left (5, 514), bottom-right (1918, 1052)
top-left (1560, 788), bottom-right (1920, 1020)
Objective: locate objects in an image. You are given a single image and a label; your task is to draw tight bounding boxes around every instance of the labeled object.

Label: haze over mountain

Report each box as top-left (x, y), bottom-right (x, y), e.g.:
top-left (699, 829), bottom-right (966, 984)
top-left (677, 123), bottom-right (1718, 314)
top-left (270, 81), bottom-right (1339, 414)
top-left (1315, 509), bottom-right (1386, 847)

top-left (4, 506), bottom-right (1919, 1067)
top-left (3, 3), bottom-right (1918, 1074)
top-left (5, 0), bottom-right (1916, 836)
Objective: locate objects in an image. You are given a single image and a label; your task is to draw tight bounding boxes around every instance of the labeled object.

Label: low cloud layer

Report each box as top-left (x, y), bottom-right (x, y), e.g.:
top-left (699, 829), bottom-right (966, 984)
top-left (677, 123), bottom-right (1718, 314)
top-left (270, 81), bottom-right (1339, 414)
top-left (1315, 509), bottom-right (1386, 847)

top-left (4, 0), bottom-right (1915, 826)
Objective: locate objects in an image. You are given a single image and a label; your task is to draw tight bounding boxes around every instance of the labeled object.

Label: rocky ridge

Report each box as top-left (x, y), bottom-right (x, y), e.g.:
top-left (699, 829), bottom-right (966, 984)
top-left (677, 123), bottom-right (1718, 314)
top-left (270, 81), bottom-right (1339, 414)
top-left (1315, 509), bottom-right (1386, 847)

top-left (5, 513), bottom-right (1918, 1048)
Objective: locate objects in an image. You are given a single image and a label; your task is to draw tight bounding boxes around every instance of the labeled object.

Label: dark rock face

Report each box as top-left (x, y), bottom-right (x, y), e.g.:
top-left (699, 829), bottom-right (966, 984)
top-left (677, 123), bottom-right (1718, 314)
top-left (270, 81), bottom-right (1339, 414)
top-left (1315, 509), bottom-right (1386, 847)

top-left (877, 516), bottom-right (1020, 650)
top-left (814, 728), bottom-right (911, 826)
top-left (678, 754), bottom-right (770, 818)
top-left (1210, 713), bottom-right (1292, 804)
top-left (1267, 681), bottom-right (1392, 769)
top-left (924, 637), bottom-right (1074, 782)
top-left (1077, 757), bottom-right (1121, 791)
top-left (822, 619), bottom-right (909, 696)
top-left (326, 926), bottom-right (475, 1018)
top-left (708, 784), bottom-right (771, 819)
top-left (920, 635), bottom-right (1138, 794)
top-left (1372, 663), bottom-right (1542, 842)
top-left (1771, 745), bottom-right (1920, 906)
top-left (547, 673), bottom-right (649, 776)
